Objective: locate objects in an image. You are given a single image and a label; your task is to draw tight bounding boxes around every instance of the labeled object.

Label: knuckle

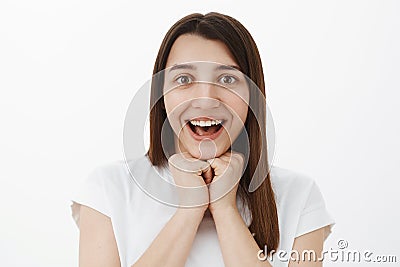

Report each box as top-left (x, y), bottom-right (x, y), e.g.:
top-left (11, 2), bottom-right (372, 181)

top-left (234, 153), bottom-right (244, 164)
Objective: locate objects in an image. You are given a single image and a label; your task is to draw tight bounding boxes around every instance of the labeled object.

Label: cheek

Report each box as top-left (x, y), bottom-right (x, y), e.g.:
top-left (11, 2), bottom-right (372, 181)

top-left (164, 95), bottom-right (181, 117)
top-left (237, 102), bottom-right (248, 122)
top-left (226, 97), bottom-right (248, 123)
top-left (163, 96), bottom-right (181, 135)
top-left (163, 93), bottom-right (191, 135)
top-left (164, 91), bottom-right (191, 114)
top-left (163, 93), bottom-right (174, 111)
top-left (223, 87), bottom-right (249, 123)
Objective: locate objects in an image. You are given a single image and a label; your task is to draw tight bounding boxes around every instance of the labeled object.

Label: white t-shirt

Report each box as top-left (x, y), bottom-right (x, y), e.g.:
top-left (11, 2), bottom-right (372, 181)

top-left (70, 155), bottom-right (335, 267)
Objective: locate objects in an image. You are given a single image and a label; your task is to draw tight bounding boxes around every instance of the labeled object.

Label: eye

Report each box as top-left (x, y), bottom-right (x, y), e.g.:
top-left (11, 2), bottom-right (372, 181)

top-left (218, 75), bottom-right (237, 85)
top-left (175, 75), bottom-right (193, 85)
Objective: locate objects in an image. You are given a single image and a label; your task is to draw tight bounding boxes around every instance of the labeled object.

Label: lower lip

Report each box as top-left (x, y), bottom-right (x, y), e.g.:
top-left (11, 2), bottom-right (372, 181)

top-left (186, 123), bottom-right (224, 141)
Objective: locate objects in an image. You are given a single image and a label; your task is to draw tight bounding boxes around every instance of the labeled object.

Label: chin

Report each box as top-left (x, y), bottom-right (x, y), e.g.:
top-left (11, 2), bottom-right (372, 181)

top-left (184, 145), bottom-right (229, 161)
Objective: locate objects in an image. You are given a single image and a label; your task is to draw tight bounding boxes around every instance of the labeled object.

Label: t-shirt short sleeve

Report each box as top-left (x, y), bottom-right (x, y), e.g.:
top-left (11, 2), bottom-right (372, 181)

top-left (70, 166), bottom-right (112, 228)
top-left (295, 180), bottom-right (336, 240)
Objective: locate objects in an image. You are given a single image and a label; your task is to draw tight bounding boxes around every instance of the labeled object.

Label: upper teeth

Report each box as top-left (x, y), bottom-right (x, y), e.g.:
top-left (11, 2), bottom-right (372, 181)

top-left (189, 119), bottom-right (222, 127)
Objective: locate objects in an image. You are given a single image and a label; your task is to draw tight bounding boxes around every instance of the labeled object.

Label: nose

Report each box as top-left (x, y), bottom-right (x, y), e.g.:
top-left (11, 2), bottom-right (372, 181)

top-left (190, 83), bottom-right (221, 109)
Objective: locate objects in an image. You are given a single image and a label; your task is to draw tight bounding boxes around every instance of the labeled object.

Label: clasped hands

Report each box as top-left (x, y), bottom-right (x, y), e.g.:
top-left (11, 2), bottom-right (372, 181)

top-left (168, 151), bottom-right (244, 215)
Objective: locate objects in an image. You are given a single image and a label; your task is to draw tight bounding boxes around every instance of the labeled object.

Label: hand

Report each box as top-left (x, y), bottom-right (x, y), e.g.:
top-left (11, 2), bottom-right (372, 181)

top-left (168, 152), bottom-right (212, 212)
top-left (207, 151), bottom-right (244, 215)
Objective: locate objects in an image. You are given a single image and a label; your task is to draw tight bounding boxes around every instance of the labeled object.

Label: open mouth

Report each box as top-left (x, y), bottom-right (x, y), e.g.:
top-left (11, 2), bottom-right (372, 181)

top-left (185, 118), bottom-right (225, 140)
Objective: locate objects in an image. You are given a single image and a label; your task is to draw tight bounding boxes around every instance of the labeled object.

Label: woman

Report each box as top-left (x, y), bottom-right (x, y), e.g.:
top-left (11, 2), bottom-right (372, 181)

top-left (71, 12), bottom-right (335, 267)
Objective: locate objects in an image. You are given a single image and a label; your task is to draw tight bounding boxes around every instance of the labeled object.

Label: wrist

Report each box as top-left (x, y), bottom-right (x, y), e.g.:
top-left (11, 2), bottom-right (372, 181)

top-left (176, 205), bottom-right (207, 221)
top-left (209, 203), bottom-right (238, 218)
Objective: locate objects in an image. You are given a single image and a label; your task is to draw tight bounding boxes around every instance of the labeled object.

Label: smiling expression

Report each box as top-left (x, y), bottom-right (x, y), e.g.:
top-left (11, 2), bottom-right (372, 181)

top-left (163, 34), bottom-right (249, 160)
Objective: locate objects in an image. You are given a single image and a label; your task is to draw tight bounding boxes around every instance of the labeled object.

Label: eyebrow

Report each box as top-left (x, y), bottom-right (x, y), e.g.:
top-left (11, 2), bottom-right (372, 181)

top-left (167, 63), bottom-right (241, 73)
top-left (215, 64), bottom-right (241, 71)
top-left (168, 63), bottom-right (196, 72)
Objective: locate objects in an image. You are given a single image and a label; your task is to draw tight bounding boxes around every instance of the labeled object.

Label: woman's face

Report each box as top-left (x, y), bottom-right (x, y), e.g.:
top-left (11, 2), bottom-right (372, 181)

top-left (163, 34), bottom-right (249, 160)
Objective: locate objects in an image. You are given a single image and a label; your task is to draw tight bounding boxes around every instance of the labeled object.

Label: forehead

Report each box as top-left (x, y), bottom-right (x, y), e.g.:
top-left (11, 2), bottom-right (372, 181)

top-left (165, 34), bottom-right (239, 69)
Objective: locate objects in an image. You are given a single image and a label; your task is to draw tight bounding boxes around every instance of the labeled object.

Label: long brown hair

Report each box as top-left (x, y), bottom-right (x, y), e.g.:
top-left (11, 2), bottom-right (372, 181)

top-left (147, 12), bottom-right (279, 254)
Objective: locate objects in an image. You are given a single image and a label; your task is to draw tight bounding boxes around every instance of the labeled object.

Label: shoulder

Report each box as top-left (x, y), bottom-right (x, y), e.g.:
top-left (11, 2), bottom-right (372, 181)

top-left (72, 155), bottom-right (151, 213)
top-left (86, 155), bottom-right (152, 190)
top-left (88, 160), bottom-right (129, 182)
top-left (269, 165), bottom-right (329, 213)
top-left (270, 165), bottom-right (316, 206)
top-left (71, 155), bottom-right (151, 223)
top-left (81, 160), bottom-right (129, 196)
top-left (269, 165), bottom-right (335, 240)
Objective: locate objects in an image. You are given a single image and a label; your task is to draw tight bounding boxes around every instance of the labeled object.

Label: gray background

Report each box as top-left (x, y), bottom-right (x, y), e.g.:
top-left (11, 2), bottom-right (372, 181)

top-left (0, 0), bottom-right (399, 266)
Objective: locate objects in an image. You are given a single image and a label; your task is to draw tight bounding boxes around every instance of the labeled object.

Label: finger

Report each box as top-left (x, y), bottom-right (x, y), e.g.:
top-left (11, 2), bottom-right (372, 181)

top-left (219, 150), bottom-right (243, 164)
top-left (219, 154), bottom-right (233, 164)
top-left (207, 158), bottom-right (227, 177)
top-left (231, 151), bottom-right (244, 163)
top-left (224, 151), bottom-right (244, 168)
top-left (202, 166), bottom-right (213, 184)
top-left (219, 153), bottom-right (240, 167)
top-left (169, 153), bottom-right (210, 174)
top-left (219, 151), bottom-right (231, 159)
